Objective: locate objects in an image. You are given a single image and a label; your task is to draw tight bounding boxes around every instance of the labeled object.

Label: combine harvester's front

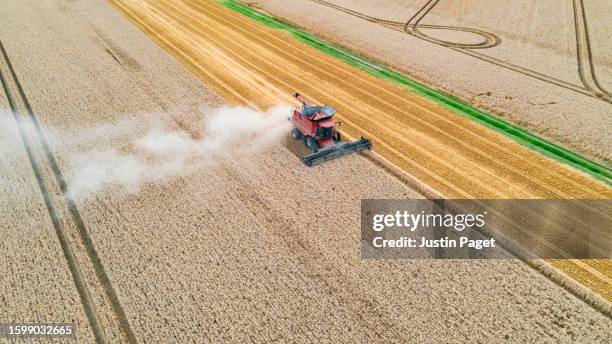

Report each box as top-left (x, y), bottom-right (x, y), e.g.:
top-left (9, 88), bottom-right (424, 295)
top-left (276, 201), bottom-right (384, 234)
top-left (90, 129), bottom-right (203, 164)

top-left (290, 93), bottom-right (371, 166)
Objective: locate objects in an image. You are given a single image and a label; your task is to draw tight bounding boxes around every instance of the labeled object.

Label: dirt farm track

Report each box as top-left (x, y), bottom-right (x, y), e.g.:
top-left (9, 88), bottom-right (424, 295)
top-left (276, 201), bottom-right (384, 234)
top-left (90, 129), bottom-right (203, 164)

top-left (0, 0), bottom-right (611, 343)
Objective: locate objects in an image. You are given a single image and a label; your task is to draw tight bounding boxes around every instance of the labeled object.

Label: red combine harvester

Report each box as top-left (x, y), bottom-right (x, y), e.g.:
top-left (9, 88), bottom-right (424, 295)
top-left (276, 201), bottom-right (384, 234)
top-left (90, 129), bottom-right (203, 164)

top-left (290, 93), bottom-right (371, 166)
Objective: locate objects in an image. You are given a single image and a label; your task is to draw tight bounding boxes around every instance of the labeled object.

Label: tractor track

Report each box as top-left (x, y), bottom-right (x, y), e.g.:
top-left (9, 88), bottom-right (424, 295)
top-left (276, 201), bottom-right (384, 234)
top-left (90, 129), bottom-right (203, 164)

top-left (572, 0), bottom-right (611, 100)
top-left (403, 0), bottom-right (499, 49)
top-left (455, 48), bottom-right (597, 98)
top-left (0, 63), bottom-right (108, 344)
top-left (305, 0), bottom-right (611, 103)
top-left (309, 0), bottom-right (499, 49)
top-left (0, 41), bottom-right (137, 344)
top-left (108, 0), bottom-right (612, 305)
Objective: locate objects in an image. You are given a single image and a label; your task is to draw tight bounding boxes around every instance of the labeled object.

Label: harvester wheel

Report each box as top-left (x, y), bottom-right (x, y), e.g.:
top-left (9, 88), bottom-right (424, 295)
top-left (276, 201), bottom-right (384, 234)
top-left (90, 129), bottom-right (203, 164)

top-left (306, 137), bottom-right (319, 153)
top-left (291, 128), bottom-right (303, 140)
top-left (334, 132), bottom-right (341, 142)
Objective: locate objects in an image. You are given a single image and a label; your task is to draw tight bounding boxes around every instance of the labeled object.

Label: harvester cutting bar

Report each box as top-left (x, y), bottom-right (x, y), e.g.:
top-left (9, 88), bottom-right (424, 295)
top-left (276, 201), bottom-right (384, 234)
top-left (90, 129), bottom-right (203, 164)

top-left (301, 137), bottom-right (372, 166)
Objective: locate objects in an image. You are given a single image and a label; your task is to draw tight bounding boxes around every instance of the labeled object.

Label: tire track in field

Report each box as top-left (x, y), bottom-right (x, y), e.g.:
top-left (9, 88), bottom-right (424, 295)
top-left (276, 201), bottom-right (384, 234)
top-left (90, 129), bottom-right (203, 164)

top-left (305, 0), bottom-right (610, 103)
top-left (403, 0), bottom-right (498, 49)
top-left (0, 42), bottom-right (107, 344)
top-left (0, 41), bottom-right (137, 344)
top-left (308, 0), bottom-right (499, 49)
top-left (572, 0), bottom-right (611, 100)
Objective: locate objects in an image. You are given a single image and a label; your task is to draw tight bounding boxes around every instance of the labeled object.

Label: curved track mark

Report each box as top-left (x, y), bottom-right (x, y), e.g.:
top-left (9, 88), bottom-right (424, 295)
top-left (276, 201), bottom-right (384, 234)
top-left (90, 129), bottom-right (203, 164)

top-left (572, 0), bottom-right (611, 100)
top-left (305, 0), bottom-right (610, 103)
top-left (308, 0), bottom-right (499, 49)
top-left (403, 0), bottom-right (499, 49)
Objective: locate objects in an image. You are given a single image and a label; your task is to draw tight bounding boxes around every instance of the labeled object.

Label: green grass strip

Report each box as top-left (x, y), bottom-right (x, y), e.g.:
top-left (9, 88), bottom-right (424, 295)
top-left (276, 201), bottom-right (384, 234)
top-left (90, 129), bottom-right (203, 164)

top-left (222, 0), bottom-right (611, 185)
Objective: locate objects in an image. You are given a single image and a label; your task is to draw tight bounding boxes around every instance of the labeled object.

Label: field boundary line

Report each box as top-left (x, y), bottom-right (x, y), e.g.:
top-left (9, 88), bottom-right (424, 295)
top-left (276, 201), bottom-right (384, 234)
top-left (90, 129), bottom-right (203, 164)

top-left (0, 41), bottom-right (137, 344)
top-left (221, 0), bottom-right (611, 185)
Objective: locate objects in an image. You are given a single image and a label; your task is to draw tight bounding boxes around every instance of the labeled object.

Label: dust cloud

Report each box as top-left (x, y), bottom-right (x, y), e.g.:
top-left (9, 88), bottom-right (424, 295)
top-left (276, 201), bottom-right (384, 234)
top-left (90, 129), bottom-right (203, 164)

top-left (0, 105), bottom-right (292, 201)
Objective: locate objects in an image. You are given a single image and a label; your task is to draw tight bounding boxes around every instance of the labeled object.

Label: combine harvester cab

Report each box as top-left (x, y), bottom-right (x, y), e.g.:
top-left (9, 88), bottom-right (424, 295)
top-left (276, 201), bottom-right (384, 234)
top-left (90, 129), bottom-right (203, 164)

top-left (290, 93), bottom-right (372, 166)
